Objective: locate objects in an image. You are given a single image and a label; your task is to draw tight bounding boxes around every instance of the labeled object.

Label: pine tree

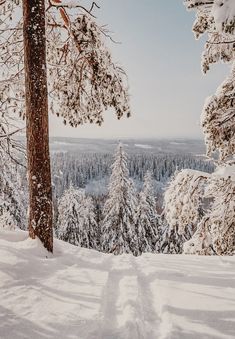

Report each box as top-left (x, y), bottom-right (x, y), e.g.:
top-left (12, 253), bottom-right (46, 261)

top-left (0, 1), bottom-right (130, 252)
top-left (101, 144), bottom-right (138, 255)
top-left (57, 186), bottom-right (98, 249)
top-left (136, 171), bottom-right (161, 254)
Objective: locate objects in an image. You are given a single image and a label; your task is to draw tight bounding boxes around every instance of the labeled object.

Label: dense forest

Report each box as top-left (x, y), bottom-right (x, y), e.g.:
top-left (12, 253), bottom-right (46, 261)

top-left (50, 151), bottom-right (214, 198)
top-left (0, 145), bottom-right (214, 254)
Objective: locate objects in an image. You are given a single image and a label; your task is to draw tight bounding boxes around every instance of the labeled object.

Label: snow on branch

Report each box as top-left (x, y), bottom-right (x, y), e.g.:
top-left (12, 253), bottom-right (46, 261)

top-left (202, 65), bottom-right (235, 161)
top-left (185, 0), bottom-right (235, 34)
top-left (184, 0), bottom-right (235, 160)
top-left (49, 0), bottom-right (100, 17)
top-left (0, 1), bottom-right (130, 132)
top-left (204, 165), bottom-right (235, 254)
top-left (164, 169), bottom-right (210, 235)
top-left (184, 0), bottom-right (235, 72)
top-left (213, 0), bottom-right (235, 34)
top-left (183, 216), bottom-right (212, 254)
top-left (182, 164), bottom-right (235, 255)
top-left (47, 14), bottom-right (130, 126)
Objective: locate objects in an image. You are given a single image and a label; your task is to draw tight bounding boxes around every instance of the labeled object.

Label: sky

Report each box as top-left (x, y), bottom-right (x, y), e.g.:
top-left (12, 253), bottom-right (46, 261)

top-left (49, 0), bottom-right (228, 140)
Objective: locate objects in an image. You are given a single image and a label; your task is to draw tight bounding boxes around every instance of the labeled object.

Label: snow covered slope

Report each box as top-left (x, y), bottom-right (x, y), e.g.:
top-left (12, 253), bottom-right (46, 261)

top-left (0, 230), bottom-right (235, 339)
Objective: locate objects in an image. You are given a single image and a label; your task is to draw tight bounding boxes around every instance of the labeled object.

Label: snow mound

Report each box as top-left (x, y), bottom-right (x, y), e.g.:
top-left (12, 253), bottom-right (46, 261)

top-left (0, 230), bottom-right (235, 339)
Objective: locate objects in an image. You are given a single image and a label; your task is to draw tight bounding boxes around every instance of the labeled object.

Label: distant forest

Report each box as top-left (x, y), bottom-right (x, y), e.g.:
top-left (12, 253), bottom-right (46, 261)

top-left (50, 151), bottom-right (214, 199)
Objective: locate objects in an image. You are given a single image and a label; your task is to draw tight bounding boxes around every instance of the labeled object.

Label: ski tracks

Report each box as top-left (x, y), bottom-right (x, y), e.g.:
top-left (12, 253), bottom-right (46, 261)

top-left (97, 254), bottom-right (164, 339)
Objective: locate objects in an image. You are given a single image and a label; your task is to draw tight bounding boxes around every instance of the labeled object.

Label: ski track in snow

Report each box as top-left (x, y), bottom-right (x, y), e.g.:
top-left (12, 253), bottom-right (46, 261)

top-left (0, 230), bottom-right (235, 339)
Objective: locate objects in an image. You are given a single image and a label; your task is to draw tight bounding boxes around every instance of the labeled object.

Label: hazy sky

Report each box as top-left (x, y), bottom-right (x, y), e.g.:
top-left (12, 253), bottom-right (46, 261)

top-left (50, 0), bottom-right (228, 139)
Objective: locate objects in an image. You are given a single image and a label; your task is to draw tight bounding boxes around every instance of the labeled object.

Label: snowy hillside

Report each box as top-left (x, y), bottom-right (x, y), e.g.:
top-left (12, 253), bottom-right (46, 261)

top-left (0, 230), bottom-right (234, 339)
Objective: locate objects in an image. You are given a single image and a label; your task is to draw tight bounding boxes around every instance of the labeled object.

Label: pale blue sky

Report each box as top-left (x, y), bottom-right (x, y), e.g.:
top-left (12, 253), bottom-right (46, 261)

top-left (50, 0), bottom-right (228, 139)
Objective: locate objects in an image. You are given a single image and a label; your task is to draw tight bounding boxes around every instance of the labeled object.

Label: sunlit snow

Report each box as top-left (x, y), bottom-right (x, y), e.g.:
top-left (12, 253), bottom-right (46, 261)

top-left (0, 230), bottom-right (234, 339)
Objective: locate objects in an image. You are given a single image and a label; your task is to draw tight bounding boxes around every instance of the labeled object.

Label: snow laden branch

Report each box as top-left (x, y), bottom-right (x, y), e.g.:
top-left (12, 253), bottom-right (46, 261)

top-left (47, 14), bottom-right (130, 126)
top-left (0, 0), bottom-right (129, 163)
top-left (184, 165), bottom-right (235, 255)
top-left (0, 2), bottom-right (24, 118)
top-left (185, 0), bottom-right (235, 160)
top-left (204, 165), bottom-right (235, 254)
top-left (48, 0), bottom-right (100, 18)
top-left (0, 1), bottom-right (25, 163)
top-left (185, 0), bottom-right (235, 36)
top-left (0, 0), bottom-right (130, 130)
top-left (164, 169), bottom-right (209, 235)
top-left (202, 66), bottom-right (235, 161)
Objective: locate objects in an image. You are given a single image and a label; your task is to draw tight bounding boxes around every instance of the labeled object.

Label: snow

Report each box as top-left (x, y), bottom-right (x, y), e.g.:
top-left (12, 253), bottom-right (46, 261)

top-left (164, 169), bottom-right (210, 237)
top-left (52, 141), bottom-right (72, 146)
top-left (214, 164), bottom-right (235, 181)
top-left (212, 0), bottom-right (235, 33)
top-left (0, 230), bottom-right (235, 339)
top-left (134, 144), bottom-right (153, 149)
top-left (169, 142), bottom-right (186, 145)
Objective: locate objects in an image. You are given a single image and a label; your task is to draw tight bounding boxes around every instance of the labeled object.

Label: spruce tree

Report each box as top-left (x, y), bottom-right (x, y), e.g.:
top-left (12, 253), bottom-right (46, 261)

top-left (57, 186), bottom-right (97, 249)
top-left (136, 171), bottom-right (161, 254)
top-left (101, 144), bottom-right (138, 255)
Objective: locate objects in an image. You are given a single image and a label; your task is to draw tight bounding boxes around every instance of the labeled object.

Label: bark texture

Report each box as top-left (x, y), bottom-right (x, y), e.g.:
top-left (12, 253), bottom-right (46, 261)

top-left (23, 0), bottom-right (53, 252)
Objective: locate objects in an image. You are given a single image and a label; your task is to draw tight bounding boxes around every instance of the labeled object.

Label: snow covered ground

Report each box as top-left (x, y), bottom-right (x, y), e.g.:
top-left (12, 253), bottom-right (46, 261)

top-left (0, 230), bottom-right (235, 339)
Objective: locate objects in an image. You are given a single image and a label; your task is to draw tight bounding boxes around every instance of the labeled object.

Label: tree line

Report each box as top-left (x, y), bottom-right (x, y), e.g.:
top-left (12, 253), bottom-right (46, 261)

top-left (50, 151), bottom-right (214, 199)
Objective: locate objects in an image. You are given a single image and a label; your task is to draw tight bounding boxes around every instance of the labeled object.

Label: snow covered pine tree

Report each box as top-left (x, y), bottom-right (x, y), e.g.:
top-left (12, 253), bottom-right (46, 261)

top-left (0, 1), bottom-right (130, 252)
top-left (101, 144), bottom-right (138, 256)
top-left (135, 171), bottom-right (161, 254)
top-left (56, 185), bottom-right (98, 249)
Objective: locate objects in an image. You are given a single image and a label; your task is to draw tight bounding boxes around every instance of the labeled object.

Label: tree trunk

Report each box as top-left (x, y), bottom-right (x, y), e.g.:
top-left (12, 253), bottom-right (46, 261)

top-left (23, 0), bottom-right (53, 252)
